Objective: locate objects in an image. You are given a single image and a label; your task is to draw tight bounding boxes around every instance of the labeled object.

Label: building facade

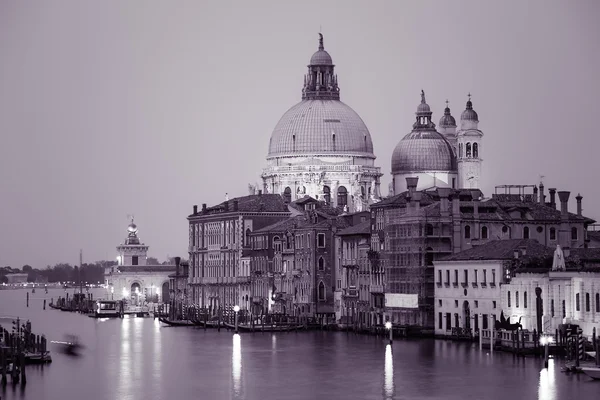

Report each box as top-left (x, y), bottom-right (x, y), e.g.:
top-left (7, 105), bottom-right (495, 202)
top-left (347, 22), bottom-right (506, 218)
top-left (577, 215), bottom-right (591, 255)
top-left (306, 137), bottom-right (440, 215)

top-left (186, 193), bottom-right (291, 314)
top-left (261, 34), bottom-right (383, 212)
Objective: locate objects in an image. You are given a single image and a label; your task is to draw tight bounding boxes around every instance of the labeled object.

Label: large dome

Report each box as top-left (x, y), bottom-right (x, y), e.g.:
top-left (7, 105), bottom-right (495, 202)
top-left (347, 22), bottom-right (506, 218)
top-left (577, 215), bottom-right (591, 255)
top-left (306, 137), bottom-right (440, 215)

top-left (391, 130), bottom-right (457, 174)
top-left (267, 99), bottom-right (375, 158)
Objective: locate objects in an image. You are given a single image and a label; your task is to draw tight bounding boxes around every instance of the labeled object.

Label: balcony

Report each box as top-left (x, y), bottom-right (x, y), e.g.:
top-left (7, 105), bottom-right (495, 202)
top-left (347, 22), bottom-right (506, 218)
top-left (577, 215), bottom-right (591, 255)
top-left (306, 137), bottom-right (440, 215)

top-left (341, 258), bottom-right (360, 268)
top-left (343, 287), bottom-right (359, 298)
top-left (370, 284), bottom-right (384, 293)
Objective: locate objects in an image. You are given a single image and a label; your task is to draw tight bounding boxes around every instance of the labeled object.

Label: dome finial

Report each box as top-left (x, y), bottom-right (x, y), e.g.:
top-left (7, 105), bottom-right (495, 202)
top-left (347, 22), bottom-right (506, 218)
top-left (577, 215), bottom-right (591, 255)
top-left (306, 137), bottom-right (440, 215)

top-left (421, 89), bottom-right (426, 104)
top-left (318, 33), bottom-right (324, 51)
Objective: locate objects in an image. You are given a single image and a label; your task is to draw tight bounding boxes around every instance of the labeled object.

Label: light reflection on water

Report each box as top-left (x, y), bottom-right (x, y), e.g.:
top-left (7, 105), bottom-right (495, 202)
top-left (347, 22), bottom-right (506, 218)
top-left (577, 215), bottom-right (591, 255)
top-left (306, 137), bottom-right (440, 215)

top-left (0, 289), bottom-right (598, 400)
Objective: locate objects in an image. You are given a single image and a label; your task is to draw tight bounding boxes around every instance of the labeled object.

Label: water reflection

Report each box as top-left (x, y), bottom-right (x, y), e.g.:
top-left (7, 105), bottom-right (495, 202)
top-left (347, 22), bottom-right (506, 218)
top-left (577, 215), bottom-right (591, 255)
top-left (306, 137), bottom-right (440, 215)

top-left (384, 344), bottom-right (395, 399)
top-left (118, 316), bottom-right (131, 397)
top-left (232, 333), bottom-right (242, 399)
top-left (538, 359), bottom-right (556, 400)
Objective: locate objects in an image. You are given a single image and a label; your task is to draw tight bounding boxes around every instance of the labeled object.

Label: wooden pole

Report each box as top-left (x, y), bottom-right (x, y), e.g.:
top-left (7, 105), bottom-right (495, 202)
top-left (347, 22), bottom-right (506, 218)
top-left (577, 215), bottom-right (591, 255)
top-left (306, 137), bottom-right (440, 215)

top-left (479, 314), bottom-right (483, 351)
top-left (26, 292), bottom-right (29, 307)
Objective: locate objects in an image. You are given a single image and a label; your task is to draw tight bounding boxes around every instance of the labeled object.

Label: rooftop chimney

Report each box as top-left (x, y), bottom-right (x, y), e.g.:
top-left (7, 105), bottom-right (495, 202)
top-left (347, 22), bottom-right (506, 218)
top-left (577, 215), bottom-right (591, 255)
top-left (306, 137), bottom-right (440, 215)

top-left (437, 188), bottom-right (451, 217)
top-left (549, 188), bottom-right (557, 209)
top-left (233, 199), bottom-right (239, 212)
top-left (539, 182), bottom-right (545, 204)
top-left (533, 186), bottom-right (538, 203)
top-left (193, 204), bottom-right (198, 214)
top-left (513, 249), bottom-right (520, 259)
top-left (405, 177), bottom-right (418, 194)
top-left (258, 190), bottom-right (262, 196)
top-left (175, 256), bottom-right (181, 276)
top-left (557, 191), bottom-right (570, 220)
top-left (202, 203), bottom-right (207, 212)
top-left (576, 193), bottom-right (582, 216)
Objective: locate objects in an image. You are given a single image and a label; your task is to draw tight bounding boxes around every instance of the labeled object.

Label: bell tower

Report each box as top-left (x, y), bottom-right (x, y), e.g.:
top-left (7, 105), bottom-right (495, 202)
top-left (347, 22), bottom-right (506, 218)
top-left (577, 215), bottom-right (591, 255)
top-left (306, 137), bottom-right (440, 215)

top-left (457, 94), bottom-right (484, 189)
top-left (116, 218), bottom-right (149, 266)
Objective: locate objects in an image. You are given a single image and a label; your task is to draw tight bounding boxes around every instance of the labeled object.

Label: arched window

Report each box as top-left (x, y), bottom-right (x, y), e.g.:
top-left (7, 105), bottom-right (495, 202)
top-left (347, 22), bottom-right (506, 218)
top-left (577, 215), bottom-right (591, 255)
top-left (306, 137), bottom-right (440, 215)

top-left (585, 293), bottom-right (590, 312)
top-left (550, 227), bottom-right (556, 240)
top-left (425, 224), bottom-right (434, 236)
top-left (318, 281), bottom-right (326, 301)
top-left (283, 187), bottom-right (291, 203)
top-left (459, 143), bottom-right (463, 158)
top-left (464, 225), bottom-right (471, 239)
top-left (318, 257), bottom-right (325, 271)
top-left (481, 226), bottom-right (488, 239)
top-left (473, 143), bottom-right (479, 158)
top-left (571, 227), bottom-right (578, 240)
top-left (425, 247), bottom-right (434, 266)
top-left (273, 236), bottom-right (281, 252)
top-left (245, 228), bottom-right (251, 246)
top-left (323, 186), bottom-right (331, 204)
top-left (466, 143), bottom-right (472, 157)
top-left (523, 226), bottom-right (530, 239)
top-left (337, 186), bottom-right (348, 206)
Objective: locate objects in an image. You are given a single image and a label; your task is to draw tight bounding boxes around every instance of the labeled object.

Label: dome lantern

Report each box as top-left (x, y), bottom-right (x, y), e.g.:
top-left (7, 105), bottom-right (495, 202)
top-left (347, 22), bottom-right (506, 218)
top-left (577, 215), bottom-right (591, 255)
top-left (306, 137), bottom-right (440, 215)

top-left (302, 34), bottom-right (339, 101)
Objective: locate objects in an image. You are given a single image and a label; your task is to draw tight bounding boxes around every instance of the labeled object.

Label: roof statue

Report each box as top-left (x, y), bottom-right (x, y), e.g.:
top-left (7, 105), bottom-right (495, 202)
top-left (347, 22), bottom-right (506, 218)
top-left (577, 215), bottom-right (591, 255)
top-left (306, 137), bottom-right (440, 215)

top-left (318, 33), bottom-right (324, 50)
top-left (420, 89), bottom-right (425, 103)
top-left (552, 244), bottom-right (565, 271)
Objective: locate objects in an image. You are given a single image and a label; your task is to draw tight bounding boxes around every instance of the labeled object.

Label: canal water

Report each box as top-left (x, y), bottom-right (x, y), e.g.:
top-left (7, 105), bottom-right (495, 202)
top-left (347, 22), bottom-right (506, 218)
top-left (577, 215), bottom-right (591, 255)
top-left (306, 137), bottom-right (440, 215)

top-left (0, 288), bottom-right (597, 400)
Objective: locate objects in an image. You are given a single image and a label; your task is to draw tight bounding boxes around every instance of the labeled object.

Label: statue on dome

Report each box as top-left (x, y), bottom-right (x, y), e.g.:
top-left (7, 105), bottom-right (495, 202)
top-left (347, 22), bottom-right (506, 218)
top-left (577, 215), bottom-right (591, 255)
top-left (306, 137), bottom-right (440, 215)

top-left (354, 195), bottom-right (364, 212)
top-left (388, 182), bottom-right (394, 197)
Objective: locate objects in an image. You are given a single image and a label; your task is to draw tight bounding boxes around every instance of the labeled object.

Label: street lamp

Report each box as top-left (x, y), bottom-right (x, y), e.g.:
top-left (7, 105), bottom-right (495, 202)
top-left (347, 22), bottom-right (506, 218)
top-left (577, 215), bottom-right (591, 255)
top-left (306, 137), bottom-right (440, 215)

top-left (233, 305), bottom-right (240, 334)
top-left (385, 321), bottom-right (393, 344)
top-left (540, 335), bottom-right (553, 368)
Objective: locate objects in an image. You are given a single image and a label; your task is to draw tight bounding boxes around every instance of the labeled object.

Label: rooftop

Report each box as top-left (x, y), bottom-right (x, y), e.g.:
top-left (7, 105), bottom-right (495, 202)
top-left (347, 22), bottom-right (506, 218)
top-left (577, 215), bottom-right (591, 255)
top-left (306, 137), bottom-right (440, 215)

top-left (439, 239), bottom-right (553, 262)
top-left (337, 220), bottom-right (371, 236)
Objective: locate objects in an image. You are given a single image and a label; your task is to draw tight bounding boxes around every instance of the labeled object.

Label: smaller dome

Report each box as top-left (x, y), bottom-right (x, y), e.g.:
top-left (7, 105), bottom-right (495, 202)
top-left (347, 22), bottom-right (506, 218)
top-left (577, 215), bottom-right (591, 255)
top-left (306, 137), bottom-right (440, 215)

top-left (417, 102), bottom-right (431, 113)
top-left (391, 130), bottom-right (457, 174)
top-left (439, 103), bottom-right (456, 127)
top-left (127, 223), bottom-right (138, 233)
top-left (310, 50), bottom-right (333, 65)
top-left (461, 97), bottom-right (479, 121)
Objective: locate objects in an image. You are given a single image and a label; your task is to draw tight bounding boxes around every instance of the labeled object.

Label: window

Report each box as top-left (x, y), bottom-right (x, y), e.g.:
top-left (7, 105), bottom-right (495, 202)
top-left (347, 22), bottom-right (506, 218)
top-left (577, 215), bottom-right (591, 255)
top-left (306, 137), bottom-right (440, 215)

top-left (536, 226), bottom-right (543, 233)
top-left (454, 270), bottom-right (458, 284)
top-left (438, 270), bottom-right (442, 284)
top-left (323, 186), bottom-right (331, 204)
top-left (483, 270), bottom-right (487, 284)
top-left (597, 293), bottom-right (600, 312)
top-left (445, 313), bottom-right (451, 330)
top-left (475, 300), bottom-right (479, 308)
top-left (446, 270), bottom-right (450, 284)
top-left (455, 300), bottom-right (459, 307)
top-left (317, 233), bottom-right (325, 248)
top-left (550, 227), bottom-right (556, 241)
top-left (492, 270), bottom-right (496, 285)
top-left (454, 313), bottom-right (459, 328)
top-left (562, 300), bottom-right (566, 318)
top-left (463, 270), bottom-right (468, 285)
top-left (482, 315), bottom-right (488, 330)
top-left (473, 142), bottom-right (479, 158)
top-left (551, 299), bottom-right (555, 317)
top-left (571, 227), bottom-right (578, 241)
top-left (132, 256), bottom-right (138, 266)
top-left (466, 142), bottom-right (472, 157)
top-left (452, 178), bottom-right (456, 189)
top-left (586, 293), bottom-right (590, 312)
top-left (508, 291), bottom-right (511, 308)
top-left (438, 299), bottom-right (442, 307)
top-left (516, 291), bottom-right (519, 308)
top-left (523, 226), bottom-right (530, 239)
top-left (524, 291), bottom-right (527, 308)
top-left (438, 313), bottom-right (443, 330)
top-left (318, 257), bottom-right (325, 271)
top-left (576, 293), bottom-right (580, 311)
top-left (337, 186), bottom-right (348, 207)
top-left (283, 187), bottom-right (292, 203)
top-left (464, 225), bottom-right (471, 239)
top-left (474, 270), bottom-right (478, 284)
top-left (481, 226), bottom-right (488, 239)
top-left (273, 236), bottom-right (282, 252)
top-left (492, 301), bottom-right (497, 309)
top-left (426, 224), bottom-right (434, 236)
top-left (318, 281), bottom-right (326, 301)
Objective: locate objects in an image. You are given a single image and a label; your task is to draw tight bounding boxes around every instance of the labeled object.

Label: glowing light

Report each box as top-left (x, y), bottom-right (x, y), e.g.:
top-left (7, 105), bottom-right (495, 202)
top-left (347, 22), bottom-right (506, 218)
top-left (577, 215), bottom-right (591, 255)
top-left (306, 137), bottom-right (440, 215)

top-left (384, 344), bottom-right (394, 399)
top-left (122, 288), bottom-right (128, 298)
top-left (538, 358), bottom-right (556, 400)
top-left (385, 321), bottom-right (392, 330)
top-left (111, 286), bottom-right (114, 294)
top-left (233, 305), bottom-right (240, 313)
top-left (232, 333), bottom-right (242, 397)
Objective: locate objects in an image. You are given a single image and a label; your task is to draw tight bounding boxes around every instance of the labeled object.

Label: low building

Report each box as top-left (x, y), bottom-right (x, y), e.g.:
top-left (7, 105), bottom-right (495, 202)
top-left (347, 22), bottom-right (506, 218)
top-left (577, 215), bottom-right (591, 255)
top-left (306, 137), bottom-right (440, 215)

top-left (434, 239), bottom-right (552, 338)
top-left (5, 273), bottom-right (28, 284)
top-left (501, 246), bottom-right (600, 338)
top-left (105, 220), bottom-right (175, 307)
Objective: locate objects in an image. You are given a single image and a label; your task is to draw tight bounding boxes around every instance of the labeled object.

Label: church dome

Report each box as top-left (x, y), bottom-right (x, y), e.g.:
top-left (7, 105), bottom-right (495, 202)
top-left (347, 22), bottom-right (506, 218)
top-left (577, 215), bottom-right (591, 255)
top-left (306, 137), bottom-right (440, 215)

top-left (439, 101), bottom-right (456, 127)
top-left (461, 96), bottom-right (479, 121)
top-left (310, 50), bottom-right (333, 65)
top-left (267, 99), bottom-right (375, 158)
top-left (391, 130), bottom-right (457, 174)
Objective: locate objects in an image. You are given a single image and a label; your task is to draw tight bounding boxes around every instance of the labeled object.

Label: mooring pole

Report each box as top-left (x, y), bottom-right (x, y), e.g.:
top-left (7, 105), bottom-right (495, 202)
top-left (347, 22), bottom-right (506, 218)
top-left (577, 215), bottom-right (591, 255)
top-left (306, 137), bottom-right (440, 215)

top-left (26, 292), bottom-right (29, 308)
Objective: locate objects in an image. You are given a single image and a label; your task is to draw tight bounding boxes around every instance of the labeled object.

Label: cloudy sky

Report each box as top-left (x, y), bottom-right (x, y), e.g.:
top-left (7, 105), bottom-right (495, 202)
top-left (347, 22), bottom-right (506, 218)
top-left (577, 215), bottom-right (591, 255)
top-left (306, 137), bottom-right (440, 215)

top-left (0, 0), bottom-right (598, 268)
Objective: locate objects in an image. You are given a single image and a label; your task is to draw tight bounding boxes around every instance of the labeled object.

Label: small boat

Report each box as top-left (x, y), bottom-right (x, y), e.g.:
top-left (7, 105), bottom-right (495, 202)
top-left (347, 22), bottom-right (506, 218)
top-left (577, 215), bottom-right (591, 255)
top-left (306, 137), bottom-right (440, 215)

top-left (158, 317), bottom-right (196, 327)
top-left (581, 367), bottom-right (600, 380)
top-left (224, 322), bottom-right (303, 332)
top-left (90, 300), bottom-right (121, 318)
top-left (24, 351), bottom-right (52, 364)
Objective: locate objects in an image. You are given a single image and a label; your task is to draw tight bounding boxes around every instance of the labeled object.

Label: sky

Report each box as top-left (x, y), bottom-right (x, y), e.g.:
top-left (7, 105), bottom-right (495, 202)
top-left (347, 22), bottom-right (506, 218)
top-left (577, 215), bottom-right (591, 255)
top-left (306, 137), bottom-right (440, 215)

top-left (0, 0), bottom-right (599, 269)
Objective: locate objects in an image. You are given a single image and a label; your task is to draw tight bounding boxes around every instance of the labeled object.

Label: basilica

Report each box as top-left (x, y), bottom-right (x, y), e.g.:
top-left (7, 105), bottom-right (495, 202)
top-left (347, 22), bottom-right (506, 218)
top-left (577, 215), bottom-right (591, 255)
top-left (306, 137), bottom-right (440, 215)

top-left (261, 34), bottom-right (484, 208)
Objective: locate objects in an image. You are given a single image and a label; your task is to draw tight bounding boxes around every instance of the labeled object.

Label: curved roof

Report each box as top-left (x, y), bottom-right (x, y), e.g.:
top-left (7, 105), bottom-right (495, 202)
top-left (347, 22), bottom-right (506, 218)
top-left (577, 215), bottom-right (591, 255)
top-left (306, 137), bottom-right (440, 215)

top-left (310, 50), bottom-right (333, 65)
top-left (268, 99), bottom-right (375, 158)
top-left (461, 99), bottom-right (479, 121)
top-left (391, 130), bottom-right (457, 174)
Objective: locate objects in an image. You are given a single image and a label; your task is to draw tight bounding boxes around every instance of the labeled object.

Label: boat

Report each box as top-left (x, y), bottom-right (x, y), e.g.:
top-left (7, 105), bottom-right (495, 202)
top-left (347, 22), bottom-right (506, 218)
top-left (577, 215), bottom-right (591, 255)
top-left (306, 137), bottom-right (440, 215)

top-left (224, 322), bottom-right (303, 332)
top-left (89, 300), bottom-right (121, 318)
top-left (24, 351), bottom-right (52, 364)
top-left (581, 367), bottom-right (600, 380)
top-left (158, 317), bottom-right (196, 327)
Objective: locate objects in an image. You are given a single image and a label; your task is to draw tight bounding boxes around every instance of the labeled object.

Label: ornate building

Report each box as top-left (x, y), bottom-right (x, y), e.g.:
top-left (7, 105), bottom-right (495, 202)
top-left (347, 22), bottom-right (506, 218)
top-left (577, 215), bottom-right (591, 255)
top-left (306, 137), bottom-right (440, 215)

top-left (105, 220), bottom-right (174, 307)
top-left (261, 34), bottom-right (383, 212)
top-left (391, 92), bottom-right (484, 193)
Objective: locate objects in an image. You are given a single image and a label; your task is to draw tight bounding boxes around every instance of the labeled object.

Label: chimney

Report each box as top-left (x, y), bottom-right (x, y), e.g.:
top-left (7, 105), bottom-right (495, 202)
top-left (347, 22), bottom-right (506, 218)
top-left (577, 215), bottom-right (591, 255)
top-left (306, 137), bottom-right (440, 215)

top-left (533, 186), bottom-right (538, 203)
top-left (233, 200), bottom-right (239, 212)
top-left (557, 191), bottom-right (570, 220)
top-left (451, 193), bottom-right (460, 216)
top-left (519, 246), bottom-right (527, 256)
top-left (202, 203), bottom-right (207, 212)
top-left (438, 188), bottom-right (451, 217)
top-left (513, 249), bottom-right (520, 259)
top-left (539, 182), bottom-right (545, 204)
top-left (405, 177), bottom-right (419, 194)
top-left (175, 256), bottom-right (181, 276)
top-left (576, 193), bottom-right (582, 216)
top-left (411, 192), bottom-right (422, 213)
top-left (193, 204), bottom-right (198, 214)
top-left (549, 188), bottom-right (557, 209)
